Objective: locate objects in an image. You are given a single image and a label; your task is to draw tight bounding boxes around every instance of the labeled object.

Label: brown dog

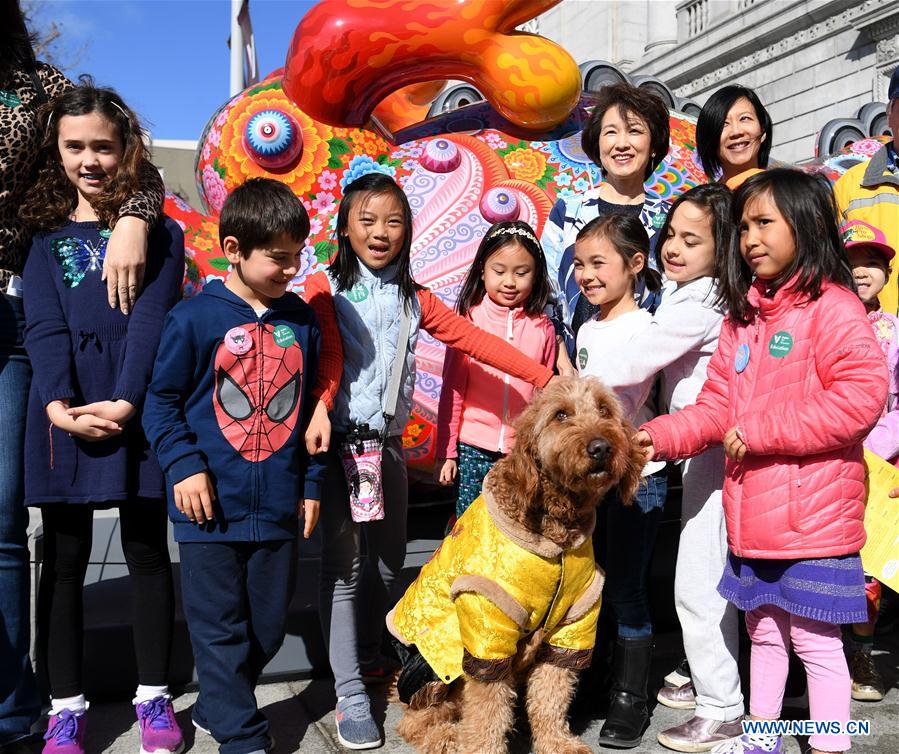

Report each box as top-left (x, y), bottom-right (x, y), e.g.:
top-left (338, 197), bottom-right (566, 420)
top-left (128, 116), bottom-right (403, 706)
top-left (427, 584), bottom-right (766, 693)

top-left (389, 377), bottom-right (645, 754)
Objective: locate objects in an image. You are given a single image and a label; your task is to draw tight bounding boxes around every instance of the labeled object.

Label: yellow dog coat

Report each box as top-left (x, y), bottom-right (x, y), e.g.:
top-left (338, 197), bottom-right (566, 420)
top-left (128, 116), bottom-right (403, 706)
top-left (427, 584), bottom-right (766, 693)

top-left (388, 491), bottom-right (603, 684)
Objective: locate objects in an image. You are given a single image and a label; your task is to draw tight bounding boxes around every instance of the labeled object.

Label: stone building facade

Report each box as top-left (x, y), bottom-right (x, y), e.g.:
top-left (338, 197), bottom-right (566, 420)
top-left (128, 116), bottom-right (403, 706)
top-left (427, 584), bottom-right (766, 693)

top-left (536, 0), bottom-right (899, 164)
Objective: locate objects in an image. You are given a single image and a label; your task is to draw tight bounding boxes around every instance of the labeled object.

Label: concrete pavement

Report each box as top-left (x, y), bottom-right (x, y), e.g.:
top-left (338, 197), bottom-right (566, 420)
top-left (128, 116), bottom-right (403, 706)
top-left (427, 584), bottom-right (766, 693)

top-left (14, 629), bottom-right (898, 754)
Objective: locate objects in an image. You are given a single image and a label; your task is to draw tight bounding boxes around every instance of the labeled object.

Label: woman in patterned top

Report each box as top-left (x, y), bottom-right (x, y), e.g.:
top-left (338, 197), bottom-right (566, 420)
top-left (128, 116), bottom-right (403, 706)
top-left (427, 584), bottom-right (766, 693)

top-left (540, 82), bottom-right (672, 360)
top-left (0, 1), bottom-right (164, 745)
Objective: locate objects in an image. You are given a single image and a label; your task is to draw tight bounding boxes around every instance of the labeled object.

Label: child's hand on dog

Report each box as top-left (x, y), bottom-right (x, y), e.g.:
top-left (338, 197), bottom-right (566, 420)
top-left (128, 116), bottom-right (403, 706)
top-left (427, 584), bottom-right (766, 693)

top-left (436, 458), bottom-right (458, 486)
top-left (634, 430), bottom-right (655, 463)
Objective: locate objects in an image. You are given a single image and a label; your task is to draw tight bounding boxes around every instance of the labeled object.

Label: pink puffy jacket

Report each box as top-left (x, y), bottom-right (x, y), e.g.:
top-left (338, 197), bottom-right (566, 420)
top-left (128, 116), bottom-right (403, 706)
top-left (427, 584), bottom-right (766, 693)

top-left (642, 279), bottom-right (887, 559)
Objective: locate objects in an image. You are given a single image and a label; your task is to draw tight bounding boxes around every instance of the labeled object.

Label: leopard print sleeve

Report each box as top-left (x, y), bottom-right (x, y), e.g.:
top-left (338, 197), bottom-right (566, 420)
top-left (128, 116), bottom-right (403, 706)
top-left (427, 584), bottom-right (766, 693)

top-left (118, 160), bottom-right (164, 226)
top-left (37, 62), bottom-right (74, 99)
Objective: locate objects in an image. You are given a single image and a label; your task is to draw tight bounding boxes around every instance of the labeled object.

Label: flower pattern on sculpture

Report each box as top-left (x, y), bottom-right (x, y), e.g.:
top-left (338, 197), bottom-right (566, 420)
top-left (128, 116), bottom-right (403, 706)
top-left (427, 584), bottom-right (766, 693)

top-left (202, 166), bottom-right (228, 213)
top-left (340, 154), bottom-right (397, 190)
top-left (502, 148), bottom-right (547, 183)
top-left (215, 90), bottom-right (332, 198)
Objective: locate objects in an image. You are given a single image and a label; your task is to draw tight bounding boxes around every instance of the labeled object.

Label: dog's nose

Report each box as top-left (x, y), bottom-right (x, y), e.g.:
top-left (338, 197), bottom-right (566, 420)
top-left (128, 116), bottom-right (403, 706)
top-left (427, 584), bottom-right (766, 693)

top-left (587, 438), bottom-right (611, 461)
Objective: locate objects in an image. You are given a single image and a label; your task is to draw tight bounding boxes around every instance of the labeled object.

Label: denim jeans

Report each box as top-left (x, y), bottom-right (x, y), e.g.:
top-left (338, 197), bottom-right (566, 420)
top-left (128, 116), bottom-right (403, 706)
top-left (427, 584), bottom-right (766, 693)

top-left (0, 293), bottom-right (40, 743)
top-left (595, 468), bottom-right (667, 637)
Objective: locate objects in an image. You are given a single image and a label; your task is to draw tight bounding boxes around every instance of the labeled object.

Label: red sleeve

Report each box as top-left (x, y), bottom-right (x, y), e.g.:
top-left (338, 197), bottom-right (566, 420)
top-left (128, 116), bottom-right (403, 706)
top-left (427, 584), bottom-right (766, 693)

top-left (436, 345), bottom-right (469, 460)
top-left (738, 292), bottom-right (887, 456)
top-left (302, 271), bottom-right (343, 410)
top-left (418, 289), bottom-right (553, 387)
top-left (642, 317), bottom-right (735, 460)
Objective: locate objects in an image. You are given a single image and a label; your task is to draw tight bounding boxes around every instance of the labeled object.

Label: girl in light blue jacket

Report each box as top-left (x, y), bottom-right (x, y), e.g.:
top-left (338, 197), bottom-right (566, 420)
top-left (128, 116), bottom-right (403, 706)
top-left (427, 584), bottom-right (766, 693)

top-left (304, 173), bottom-right (554, 749)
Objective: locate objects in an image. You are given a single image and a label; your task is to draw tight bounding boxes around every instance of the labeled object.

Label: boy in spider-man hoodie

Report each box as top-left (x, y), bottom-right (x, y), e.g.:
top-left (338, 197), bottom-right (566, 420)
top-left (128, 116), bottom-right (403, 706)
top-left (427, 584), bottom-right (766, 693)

top-left (144, 179), bottom-right (334, 754)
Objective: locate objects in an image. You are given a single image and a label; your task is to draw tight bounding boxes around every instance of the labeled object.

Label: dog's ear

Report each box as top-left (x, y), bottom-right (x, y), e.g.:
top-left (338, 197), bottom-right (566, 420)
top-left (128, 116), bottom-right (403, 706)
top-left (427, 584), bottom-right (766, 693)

top-left (616, 421), bottom-right (646, 505)
top-left (489, 405), bottom-right (541, 511)
top-left (493, 431), bottom-right (540, 507)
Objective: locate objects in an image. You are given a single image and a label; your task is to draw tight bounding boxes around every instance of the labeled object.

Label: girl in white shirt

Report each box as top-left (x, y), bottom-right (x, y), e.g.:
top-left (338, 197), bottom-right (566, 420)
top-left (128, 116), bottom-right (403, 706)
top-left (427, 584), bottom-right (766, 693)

top-left (572, 212), bottom-right (665, 749)
top-left (600, 185), bottom-right (746, 752)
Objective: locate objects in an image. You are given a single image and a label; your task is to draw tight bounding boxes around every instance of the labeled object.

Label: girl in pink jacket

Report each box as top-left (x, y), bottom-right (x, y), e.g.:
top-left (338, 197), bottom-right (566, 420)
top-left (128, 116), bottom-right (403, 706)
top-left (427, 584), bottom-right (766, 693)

top-left (637, 169), bottom-right (888, 754)
top-left (435, 221), bottom-right (556, 518)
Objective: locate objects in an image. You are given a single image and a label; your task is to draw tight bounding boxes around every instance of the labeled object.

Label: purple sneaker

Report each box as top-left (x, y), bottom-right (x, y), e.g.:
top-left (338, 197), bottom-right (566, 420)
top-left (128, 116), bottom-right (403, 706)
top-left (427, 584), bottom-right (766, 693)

top-left (135, 697), bottom-right (184, 754)
top-left (42, 710), bottom-right (86, 754)
top-left (711, 733), bottom-right (783, 754)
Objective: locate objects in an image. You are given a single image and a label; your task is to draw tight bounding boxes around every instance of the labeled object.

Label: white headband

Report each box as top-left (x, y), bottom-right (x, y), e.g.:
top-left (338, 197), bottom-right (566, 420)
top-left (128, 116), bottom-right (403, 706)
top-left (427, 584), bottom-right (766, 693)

top-left (486, 226), bottom-right (541, 248)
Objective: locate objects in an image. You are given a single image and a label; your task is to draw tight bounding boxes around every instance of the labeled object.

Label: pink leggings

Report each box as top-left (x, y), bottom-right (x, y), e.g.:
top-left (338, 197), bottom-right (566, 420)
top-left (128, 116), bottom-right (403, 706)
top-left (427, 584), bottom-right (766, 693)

top-left (746, 605), bottom-right (851, 752)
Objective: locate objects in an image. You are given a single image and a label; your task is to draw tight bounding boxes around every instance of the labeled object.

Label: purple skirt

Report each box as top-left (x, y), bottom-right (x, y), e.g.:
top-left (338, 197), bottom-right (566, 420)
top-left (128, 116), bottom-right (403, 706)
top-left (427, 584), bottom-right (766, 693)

top-left (718, 552), bottom-right (867, 625)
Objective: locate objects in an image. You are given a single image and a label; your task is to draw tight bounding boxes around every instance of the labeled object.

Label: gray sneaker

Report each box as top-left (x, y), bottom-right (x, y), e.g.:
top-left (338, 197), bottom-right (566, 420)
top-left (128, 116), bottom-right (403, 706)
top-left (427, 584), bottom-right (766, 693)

top-left (335, 694), bottom-right (381, 750)
top-left (658, 716), bottom-right (743, 753)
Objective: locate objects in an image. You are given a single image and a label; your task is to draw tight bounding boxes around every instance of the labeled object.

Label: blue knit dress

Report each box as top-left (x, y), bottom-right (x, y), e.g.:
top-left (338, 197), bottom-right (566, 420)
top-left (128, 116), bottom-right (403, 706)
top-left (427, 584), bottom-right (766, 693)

top-left (22, 217), bottom-right (184, 506)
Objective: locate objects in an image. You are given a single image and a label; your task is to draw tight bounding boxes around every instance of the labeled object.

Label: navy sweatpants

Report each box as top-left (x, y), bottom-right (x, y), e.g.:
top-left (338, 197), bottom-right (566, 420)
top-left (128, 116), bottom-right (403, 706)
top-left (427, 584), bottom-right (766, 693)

top-left (179, 539), bottom-right (296, 754)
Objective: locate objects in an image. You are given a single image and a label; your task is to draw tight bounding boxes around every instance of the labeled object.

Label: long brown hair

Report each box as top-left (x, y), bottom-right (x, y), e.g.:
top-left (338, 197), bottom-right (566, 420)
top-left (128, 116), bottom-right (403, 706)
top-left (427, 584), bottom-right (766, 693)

top-left (20, 79), bottom-right (150, 232)
top-left (1, 0), bottom-right (36, 86)
top-left (719, 169), bottom-right (854, 324)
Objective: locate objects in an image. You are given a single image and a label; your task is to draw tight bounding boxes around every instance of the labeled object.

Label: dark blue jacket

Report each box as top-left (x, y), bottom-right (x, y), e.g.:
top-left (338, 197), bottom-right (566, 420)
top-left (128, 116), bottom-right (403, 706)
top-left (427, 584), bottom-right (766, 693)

top-left (23, 217), bottom-right (184, 505)
top-left (143, 280), bottom-right (326, 543)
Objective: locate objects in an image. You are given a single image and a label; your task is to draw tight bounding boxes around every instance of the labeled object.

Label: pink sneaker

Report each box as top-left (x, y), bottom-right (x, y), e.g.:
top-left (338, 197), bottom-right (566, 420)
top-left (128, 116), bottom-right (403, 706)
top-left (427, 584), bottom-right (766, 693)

top-left (42, 709), bottom-right (86, 754)
top-left (135, 697), bottom-right (184, 754)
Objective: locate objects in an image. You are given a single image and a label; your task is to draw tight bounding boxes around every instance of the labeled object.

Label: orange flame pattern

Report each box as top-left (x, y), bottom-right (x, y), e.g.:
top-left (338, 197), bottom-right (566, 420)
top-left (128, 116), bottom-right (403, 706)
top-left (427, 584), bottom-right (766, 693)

top-left (283, 0), bottom-right (581, 131)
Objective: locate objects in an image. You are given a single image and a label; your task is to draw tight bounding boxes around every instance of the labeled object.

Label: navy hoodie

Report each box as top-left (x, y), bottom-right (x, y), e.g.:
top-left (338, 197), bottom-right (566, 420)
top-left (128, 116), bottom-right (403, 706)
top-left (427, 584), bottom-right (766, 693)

top-left (143, 279), bottom-right (326, 543)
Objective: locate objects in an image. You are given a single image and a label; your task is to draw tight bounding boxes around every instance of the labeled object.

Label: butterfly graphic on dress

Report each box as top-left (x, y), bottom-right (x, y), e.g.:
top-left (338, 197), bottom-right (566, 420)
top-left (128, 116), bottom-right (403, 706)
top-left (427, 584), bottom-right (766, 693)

top-left (51, 236), bottom-right (108, 288)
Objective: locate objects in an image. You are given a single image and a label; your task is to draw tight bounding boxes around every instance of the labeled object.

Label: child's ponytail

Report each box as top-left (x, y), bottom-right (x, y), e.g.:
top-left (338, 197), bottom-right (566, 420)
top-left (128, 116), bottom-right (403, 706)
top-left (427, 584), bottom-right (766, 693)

top-left (577, 213), bottom-right (661, 294)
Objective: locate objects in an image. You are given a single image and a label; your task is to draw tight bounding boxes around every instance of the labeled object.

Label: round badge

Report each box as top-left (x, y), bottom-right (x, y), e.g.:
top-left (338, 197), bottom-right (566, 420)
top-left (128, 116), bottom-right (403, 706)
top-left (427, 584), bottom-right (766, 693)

top-left (651, 212), bottom-right (665, 230)
top-left (272, 324), bottom-right (296, 348)
top-left (224, 326), bottom-right (252, 355)
top-left (846, 222), bottom-right (875, 243)
top-left (98, 228), bottom-right (112, 239)
top-left (768, 331), bottom-right (793, 358)
top-left (734, 344), bottom-right (750, 373)
top-left (577, 347), bottom-right (588, 370)
top-left (346, 282), bottom-right (369, 303)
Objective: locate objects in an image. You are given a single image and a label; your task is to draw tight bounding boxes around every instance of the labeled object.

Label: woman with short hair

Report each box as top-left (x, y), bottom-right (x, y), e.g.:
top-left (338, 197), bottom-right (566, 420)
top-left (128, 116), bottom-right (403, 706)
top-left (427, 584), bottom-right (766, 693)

top-left (542, 82), bottom-right (671, 340)
top-left (695, 84), bottom-right (773, 188)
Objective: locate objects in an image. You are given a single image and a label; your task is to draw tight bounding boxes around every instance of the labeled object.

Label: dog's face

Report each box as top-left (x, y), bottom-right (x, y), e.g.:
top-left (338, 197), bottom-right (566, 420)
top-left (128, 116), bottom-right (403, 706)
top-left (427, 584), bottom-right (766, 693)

top-left (512, 377), bottom-right (644, 509)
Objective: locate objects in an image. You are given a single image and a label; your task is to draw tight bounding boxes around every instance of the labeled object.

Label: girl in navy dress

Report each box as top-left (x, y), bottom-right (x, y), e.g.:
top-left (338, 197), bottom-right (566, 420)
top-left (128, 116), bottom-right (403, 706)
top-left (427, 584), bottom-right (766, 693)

top-left (19, 84), bottom-right (185, 754)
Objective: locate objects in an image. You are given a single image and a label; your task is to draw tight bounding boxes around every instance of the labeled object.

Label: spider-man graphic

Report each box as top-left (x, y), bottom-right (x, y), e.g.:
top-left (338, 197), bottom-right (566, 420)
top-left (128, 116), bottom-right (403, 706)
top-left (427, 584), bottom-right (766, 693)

top-left (213, 323), bottom-right (304, 462)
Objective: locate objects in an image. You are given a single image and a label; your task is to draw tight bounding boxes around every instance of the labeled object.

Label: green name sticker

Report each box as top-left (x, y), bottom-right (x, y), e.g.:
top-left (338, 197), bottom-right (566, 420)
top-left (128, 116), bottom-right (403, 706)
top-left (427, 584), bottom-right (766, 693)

top-left (578, 347), bottom-right (588, 370)
top-left (768, 331), bottom-right (793, 358)
top-left (0, 90), bottom-right (22, 108)
top-left (346, 282), bottom-right (368, 303)
top-left (272, 324), bottom-right (295, 348)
